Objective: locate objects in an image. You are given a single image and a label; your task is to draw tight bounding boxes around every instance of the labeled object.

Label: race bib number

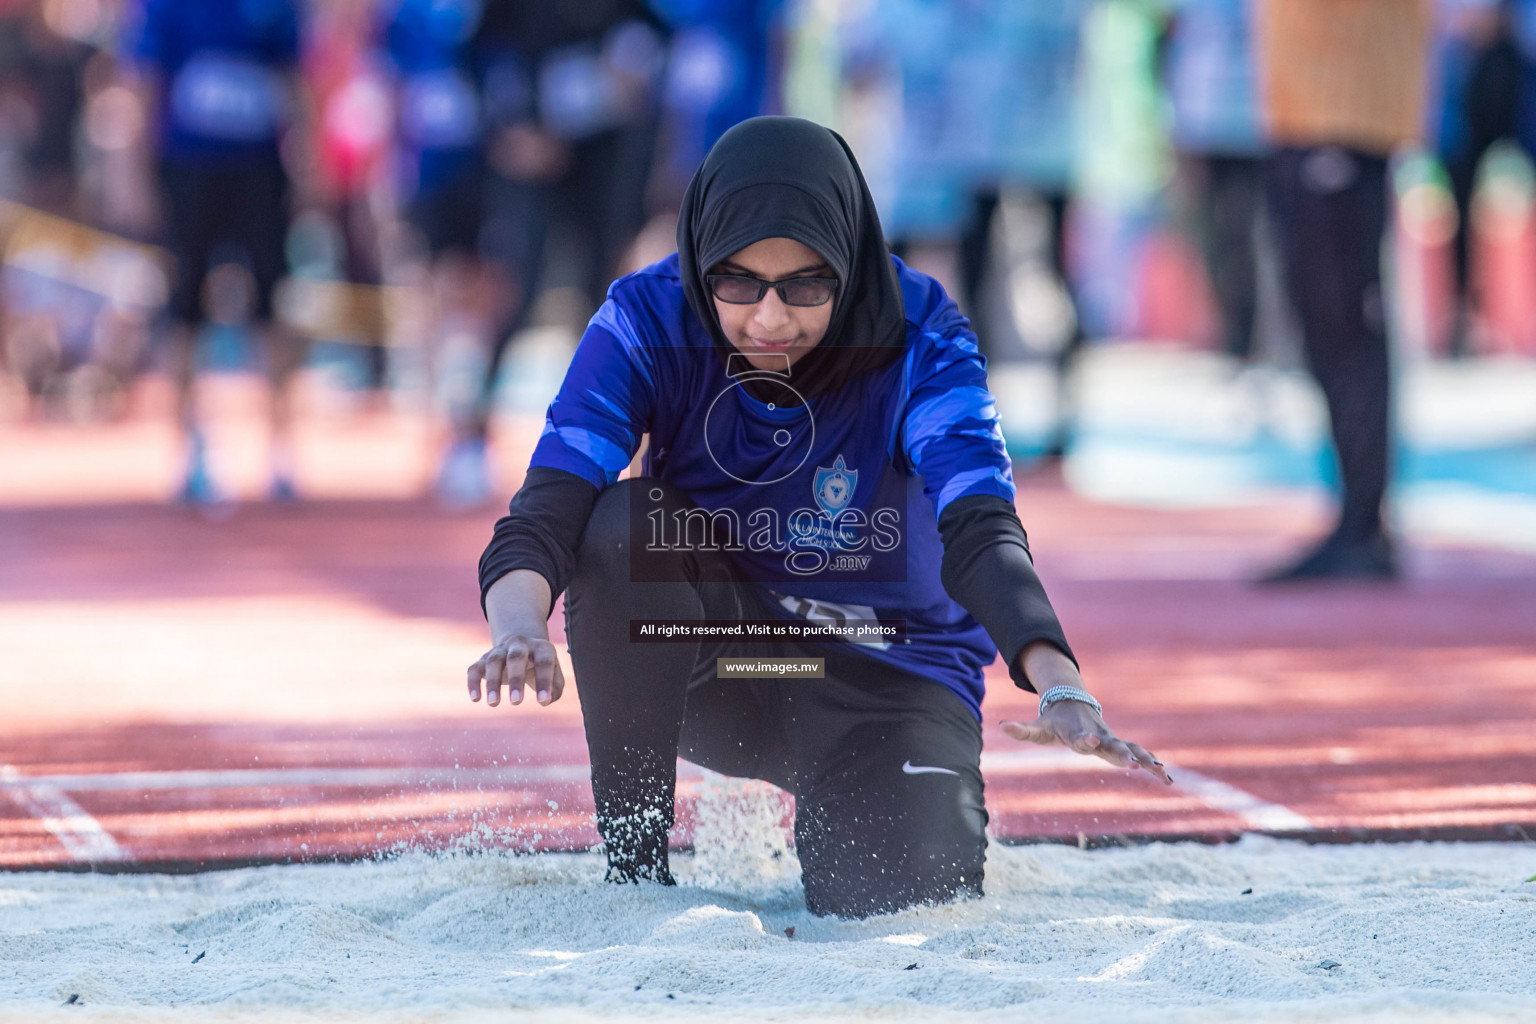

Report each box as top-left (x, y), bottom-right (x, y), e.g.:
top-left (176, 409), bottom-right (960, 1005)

top-left (769, 592), bottom-right (892, 651)
top-left (538, 45), bottom-right (616, 138)
top-left (399, 68), bottom-right (479, 149)
top-left (170, 53), bottom-right (287, 142)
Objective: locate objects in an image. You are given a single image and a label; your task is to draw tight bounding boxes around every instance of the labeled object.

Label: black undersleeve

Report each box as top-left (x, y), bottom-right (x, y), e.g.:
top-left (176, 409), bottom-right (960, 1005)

top-left (936, 493), bottom-right (1075, 692)
top-left (478, 466), bottom-right (598, 616)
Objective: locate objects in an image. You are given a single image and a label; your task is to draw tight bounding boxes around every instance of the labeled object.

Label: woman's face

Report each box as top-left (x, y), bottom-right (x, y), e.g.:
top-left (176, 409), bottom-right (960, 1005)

top-left (709, 237), bottom-right (835, 373)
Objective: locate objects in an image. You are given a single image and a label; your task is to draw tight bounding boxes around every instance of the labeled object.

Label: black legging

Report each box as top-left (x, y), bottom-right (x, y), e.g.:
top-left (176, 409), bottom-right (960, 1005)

top-left (1266, 146), bottom-right (1391, 545)
top-left (956, 186), bottom-right (1080, 362)
top-left (472, 121), bottom-right (659, 437)
top-left (1187, 155), bottom-right (1265, 361)
top-left (562, 477), bottom-right (989, 919)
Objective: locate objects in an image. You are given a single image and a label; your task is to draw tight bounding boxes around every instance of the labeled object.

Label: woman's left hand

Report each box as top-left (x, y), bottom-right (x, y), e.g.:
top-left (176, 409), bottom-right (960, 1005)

top-left (1002, 640), bottom-right (1173, 785)
top-left (1000, 701), bottom-right (1173, 785)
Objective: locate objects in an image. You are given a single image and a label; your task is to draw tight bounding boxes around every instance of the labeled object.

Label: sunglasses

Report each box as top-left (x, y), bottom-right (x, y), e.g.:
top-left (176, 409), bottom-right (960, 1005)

top-left (707, 273), bottom-right (839, 307)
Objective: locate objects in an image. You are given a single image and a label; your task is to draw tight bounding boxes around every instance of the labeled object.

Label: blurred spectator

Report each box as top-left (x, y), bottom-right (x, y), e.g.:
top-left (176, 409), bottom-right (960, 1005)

top-left (1432, 0), bottom-right (1523, 355)
top-left (796, 0), bottom-right (1097, 458)
top-left (0, 0), bottom-right (89, 410)
top-left (0, 0), bottom-right (155, 420)
top-left (949, 0), bottom-right (1090, 366)
top-left (126, 0), bottom-right (308, 505)
top-left (843, 0), bottom-right (967, 252)
top-left (381, 0), bottom-right (497, 504)
top-left (649, 0), bottom-right (784, 209)
top-left (1164, 0), bottom-right (1267, 361)
top-left (1072, 0), bottom-right (1175, 342)
top-left (304, 0), bottom-right (393, 393)
top-left (431, 0), bottom-right (667, 508)
top-left (1255, 0), bottom-right (1434, 582)
top-left (0, 0), bottom-right (94, 217)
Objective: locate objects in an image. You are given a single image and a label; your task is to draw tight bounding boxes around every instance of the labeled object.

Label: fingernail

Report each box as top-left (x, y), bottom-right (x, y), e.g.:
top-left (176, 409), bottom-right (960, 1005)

top-left (510, 690), bottom-right (522, 704)
top-left (538, 690), bottom-right (549, 703)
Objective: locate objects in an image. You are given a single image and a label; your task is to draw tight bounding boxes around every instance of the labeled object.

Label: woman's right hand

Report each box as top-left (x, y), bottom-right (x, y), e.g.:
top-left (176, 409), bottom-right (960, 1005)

top-left (467, 633), bottom-right (566, 708)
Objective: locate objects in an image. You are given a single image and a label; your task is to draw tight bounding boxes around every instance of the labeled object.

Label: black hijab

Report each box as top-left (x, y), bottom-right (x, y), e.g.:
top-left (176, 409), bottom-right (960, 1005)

top-left (677, 116), bottom-right (906, 404)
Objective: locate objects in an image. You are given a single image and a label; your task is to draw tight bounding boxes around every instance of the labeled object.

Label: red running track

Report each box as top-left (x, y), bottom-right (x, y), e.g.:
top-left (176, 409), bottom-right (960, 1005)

top-left (2, 402), bottom-right (1534, 869)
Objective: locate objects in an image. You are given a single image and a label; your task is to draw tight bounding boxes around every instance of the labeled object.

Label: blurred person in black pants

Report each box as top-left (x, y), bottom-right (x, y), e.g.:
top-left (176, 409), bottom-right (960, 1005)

top-left (1163, 0), bottom-right (1268, 363)
top-left (1264, 147), bottom-right (1392, 576)
top-left (126, 0), bottom-right (308, 505)
top-left (1255, 0), bottom-right (1433, 582)
top-left (430, 1), bottom-right (667, 508)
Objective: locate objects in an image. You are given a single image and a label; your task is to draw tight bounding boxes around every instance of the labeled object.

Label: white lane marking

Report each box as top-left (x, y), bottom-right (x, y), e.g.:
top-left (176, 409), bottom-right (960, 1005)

top-left (1166, 766), bottom-right (1315, 832)
top-left (902, 760), bottom-right (960, 777)
top-left (1, 764), bottom-right (125, 862)
top-left (0, 762), bottom-right (705, 794)
top-left (0, 766), bottom-right (590, 793)
top-left (980, 748), bottom-right (1316, 833)
top-left (1, 756), bottom-right (1314, 835)
top-left (981, 748), bottom-right (1105, 773)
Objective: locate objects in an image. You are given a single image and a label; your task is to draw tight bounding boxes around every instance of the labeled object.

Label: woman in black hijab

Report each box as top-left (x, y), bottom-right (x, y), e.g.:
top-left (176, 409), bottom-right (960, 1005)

top-left (675, 115), bottom-right (907, 400)
top-left (471, 117), bottom-right (1169, 918)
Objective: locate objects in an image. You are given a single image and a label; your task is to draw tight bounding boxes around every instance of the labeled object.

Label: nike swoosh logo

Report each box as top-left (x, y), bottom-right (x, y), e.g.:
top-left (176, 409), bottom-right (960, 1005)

top-left (902, 760), bottom-right (959, 777)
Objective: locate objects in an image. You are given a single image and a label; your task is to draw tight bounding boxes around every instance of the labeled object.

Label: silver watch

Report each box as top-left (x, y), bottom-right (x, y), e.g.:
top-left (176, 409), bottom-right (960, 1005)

top-left (1038, 685), bottom-right (1102, 717)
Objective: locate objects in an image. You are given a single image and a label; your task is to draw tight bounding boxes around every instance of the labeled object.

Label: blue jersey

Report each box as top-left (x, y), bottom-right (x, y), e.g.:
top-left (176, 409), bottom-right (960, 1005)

top-left (383, 0), bottom-right (483, 198)
top-left (947, 0), bottom-right (1090, 189)
top-left (531, 253), bottom-right (1016, 717)
top-left (1166, 0), bottom-right (1263, 156)
top-left (130, 0), bottom-right (300, 164)
top-left (652, 0), bottom-right (782, 182)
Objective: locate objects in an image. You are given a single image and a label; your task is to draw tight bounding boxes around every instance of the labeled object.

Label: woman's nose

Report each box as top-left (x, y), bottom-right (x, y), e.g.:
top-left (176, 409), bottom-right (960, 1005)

top-left (752, 288), bottom-right (792, 330)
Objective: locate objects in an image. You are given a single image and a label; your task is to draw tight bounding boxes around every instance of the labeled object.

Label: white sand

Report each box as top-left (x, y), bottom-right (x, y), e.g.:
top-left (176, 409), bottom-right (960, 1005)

top-left (3, 846), bottom-right (1533, 1023)
top-left (3, 782), bottom-right (1535, 1024)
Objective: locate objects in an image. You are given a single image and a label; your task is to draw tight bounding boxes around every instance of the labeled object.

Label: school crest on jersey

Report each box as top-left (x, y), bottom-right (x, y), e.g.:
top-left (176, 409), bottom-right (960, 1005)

top-left (813, 455), bottom-right (857, 518)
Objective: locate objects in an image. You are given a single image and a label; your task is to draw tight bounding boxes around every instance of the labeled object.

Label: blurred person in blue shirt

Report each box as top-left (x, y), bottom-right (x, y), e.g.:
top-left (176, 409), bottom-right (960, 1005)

top-left (126, 0), bottom-right (308, 505)
top-left (844, 0), bottom-right (968, 251)
top-left (416, 0), bottom-right (668, 508)
top-left (807, 0), bottom-right (1090, 459)
top-left (384, 0), bottom-right (483, 259)
top-left (1163, 0), bottom-right (1267, 361)
top-left (649, 0), bottom-right (784, 209)
top-left (381, 0), bottom-right (500, 505)
top-left (948, 0), bottom-right (1090, 366)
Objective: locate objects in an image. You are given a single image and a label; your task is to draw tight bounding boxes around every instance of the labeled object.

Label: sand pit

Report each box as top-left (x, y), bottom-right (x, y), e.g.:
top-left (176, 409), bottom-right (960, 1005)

top-left (3, 825), bottom-right (1534, 1024)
